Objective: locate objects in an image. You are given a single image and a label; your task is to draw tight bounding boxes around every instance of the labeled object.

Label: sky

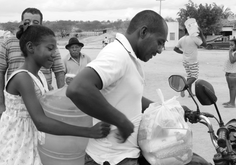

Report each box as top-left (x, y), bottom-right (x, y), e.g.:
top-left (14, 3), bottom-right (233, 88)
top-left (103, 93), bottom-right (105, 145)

top-left (0, 0), bottom-right (236, 23)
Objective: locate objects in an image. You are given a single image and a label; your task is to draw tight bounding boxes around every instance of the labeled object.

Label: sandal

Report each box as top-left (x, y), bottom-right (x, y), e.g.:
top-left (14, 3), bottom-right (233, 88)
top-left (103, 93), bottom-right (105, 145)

top-left (224, 104), bottom-right (235, 108)
top-left (222, 102), bottom-right (230, 105)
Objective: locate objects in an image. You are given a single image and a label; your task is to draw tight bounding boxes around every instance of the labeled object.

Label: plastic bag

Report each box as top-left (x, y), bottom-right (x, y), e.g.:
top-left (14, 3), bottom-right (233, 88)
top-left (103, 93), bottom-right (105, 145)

top-left (138, 89), bottom-right (193, 165)
top-left (40, 85), bottom-right (93, 125)
top-left (40, 85), bottom-right (79, 112)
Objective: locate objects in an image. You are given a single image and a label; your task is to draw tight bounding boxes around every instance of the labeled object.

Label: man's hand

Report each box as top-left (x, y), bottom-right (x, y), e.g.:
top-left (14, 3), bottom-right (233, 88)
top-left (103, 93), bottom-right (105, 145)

top-left (198, 27), bottom-right (203, 34)
top-left (116, 119), bottom-right (134, 143)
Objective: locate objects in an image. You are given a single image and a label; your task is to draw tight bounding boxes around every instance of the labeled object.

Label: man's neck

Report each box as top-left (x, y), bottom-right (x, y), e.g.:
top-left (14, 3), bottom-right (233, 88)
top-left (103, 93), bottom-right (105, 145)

top-left (71, 53), bottom-right (81, 60)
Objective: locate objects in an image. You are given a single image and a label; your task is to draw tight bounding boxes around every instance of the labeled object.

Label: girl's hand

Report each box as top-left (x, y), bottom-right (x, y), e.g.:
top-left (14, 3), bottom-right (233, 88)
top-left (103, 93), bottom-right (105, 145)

top-left (90, 122), bottom-right (111, 139)
top-left (48, 84), bottom-right (54, 91)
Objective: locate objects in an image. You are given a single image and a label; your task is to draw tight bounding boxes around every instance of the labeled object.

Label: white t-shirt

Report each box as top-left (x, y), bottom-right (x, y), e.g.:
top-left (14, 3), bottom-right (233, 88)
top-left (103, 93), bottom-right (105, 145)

top-left (86, 33), bottom-right (144, 165)
top-left (177, 35), bottom-right (202, 63)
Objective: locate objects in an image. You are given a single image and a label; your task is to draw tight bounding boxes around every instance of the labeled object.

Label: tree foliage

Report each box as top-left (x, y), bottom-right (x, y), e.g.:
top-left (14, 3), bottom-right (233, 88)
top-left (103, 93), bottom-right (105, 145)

top-left (177, 0), bottom-right (235, 35)
top-left (165, 17), bottom-right (176, 22)
top-left (0, 22), bottom-right (19, 33)
top-left (0, 19), bottom-right (130, 37)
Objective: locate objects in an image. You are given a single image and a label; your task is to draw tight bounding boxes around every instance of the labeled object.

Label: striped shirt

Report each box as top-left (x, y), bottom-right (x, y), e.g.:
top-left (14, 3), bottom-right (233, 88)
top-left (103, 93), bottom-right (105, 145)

top-left (0, 36), bottom-right (64, 84)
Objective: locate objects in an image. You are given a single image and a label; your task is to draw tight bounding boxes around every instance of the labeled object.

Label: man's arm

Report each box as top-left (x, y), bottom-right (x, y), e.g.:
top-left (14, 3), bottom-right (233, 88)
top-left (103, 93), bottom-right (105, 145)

top-left (141, 97), bottom-right (153, 113)
top-left (54, 71), bottom-right (65, 88)
top-left (0, 72), bottom-right (6, 117)
top-left (198, 28), bottom-right (207, 47)
top-left (52, 49), bottom-right (65, 88)
top-left (173, 47), bottom-right (183, 54)
top-left (66, 67), bottom-right (134, 142)
top-left (0, 40), bottom-right (8, 117)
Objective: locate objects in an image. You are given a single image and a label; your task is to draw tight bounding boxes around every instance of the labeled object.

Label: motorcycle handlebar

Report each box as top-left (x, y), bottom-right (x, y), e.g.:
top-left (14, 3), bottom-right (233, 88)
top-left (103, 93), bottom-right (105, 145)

top-left (184, 109), bottom-right (219, 149)
top-left (217, 128), bottom-right (228, 148)
top-left (184, 109), bottom-right (214, 124)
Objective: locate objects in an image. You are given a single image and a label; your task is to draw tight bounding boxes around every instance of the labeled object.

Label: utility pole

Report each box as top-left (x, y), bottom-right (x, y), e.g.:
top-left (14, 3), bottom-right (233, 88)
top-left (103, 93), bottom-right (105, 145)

top-left (156, 0), bottom-right (165, 16)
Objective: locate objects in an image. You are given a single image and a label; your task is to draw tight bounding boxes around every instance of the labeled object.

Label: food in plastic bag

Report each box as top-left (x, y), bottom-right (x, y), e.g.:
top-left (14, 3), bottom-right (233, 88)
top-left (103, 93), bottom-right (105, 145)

top-left (138, 89), bottom-right (193, 165)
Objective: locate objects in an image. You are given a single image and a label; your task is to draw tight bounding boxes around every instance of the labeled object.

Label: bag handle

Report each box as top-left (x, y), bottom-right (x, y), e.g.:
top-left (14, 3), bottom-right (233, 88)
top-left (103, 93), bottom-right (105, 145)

top-left (157, 89), bottom-right (165, 104)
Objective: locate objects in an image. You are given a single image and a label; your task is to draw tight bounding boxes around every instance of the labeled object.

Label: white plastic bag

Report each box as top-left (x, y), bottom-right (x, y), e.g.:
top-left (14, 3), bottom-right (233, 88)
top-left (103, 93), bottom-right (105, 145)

top-left (40, 85), bottom-right (79, 112)
top-left (138, 89), bottom-right (193, 165)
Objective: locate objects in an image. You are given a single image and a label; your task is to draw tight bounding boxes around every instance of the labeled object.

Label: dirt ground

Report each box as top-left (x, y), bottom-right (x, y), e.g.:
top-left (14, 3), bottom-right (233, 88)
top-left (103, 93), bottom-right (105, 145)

top-left (56, 44), bottom-right (233, 164)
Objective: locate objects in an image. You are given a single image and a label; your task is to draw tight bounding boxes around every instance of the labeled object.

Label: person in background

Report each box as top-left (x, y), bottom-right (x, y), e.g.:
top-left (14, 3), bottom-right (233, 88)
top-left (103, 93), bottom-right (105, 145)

top-left (173, 27), bottom-right (206, 97)
top-left (0, 7), bottom-right (65, 117)
top-left (0, 24), bottom-right (110, 165)
top-left (222, 38), bottom-right (236, 108)
top-left (102, 36), bottom-right (109, 47)
top-left (63, 37), bottom-right (91, 85)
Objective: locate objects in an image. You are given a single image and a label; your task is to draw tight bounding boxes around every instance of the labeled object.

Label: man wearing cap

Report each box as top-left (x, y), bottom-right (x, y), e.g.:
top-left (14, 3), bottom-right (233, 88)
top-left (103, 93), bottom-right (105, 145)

top-left (62, 37), bottom-right (91, 84)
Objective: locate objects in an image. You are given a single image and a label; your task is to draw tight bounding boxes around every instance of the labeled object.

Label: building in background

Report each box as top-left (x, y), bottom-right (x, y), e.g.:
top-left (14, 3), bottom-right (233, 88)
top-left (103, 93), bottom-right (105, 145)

top-left (165, 22), bottom-right (179, 48)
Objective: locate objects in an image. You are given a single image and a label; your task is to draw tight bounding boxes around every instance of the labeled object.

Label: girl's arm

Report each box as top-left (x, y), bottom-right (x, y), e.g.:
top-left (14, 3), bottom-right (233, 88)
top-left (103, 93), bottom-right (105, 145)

top-left (10, 72), bottom-right (110, 138)
top-left (229, 49), bottom-right (236, 64)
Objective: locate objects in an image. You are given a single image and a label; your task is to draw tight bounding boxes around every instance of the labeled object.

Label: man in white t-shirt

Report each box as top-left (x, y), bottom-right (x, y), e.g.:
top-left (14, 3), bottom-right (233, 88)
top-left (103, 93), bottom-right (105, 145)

top-left (67, 10), bottom-right (211, 165)
top-left (66, 10), bottom-right (168, 165)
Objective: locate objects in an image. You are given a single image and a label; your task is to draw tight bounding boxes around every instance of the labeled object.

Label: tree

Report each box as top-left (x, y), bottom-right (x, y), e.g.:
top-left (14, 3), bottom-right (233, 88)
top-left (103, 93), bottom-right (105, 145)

top-left (165, 17), bottom-right (176, 22)
top-left (1, 21), bottom-right (19, 34)
top-left (177, 0), bottom-right (235, 35)
top-left (0, 19), bottom-right (133, 36)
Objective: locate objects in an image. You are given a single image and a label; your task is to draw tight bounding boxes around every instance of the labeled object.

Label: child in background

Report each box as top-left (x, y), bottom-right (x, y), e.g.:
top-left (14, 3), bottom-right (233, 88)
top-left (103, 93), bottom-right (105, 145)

top-left (102, 36), bottom-right (109, 47)
top-left (223, 38), bottom-right (236, 108)
top-left (0, 25), bottom-right (110, 165)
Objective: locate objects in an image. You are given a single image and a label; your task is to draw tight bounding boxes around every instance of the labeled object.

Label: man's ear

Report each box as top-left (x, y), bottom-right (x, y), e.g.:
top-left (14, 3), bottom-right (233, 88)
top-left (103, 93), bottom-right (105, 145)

top-left (139, 26), bottom-right (148, 39)
top-left (26, 41), bottom-right (34, 54)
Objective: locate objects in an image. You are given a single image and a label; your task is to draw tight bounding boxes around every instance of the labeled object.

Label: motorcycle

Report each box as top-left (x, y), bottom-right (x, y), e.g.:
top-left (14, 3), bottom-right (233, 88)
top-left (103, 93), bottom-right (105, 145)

top-left (168, 75), bottom-right (236, 165)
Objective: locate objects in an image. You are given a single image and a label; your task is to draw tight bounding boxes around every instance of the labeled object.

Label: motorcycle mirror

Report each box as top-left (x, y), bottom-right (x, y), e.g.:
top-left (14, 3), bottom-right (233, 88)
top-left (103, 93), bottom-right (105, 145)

top-left (195, 79), bottom-right (217, 105)
top-left (168, 75), bottom-right (187, 92)
top-left (195, 79), bottom-right (224, 126)
top-left (169, 75), bottom-right (200, 114)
